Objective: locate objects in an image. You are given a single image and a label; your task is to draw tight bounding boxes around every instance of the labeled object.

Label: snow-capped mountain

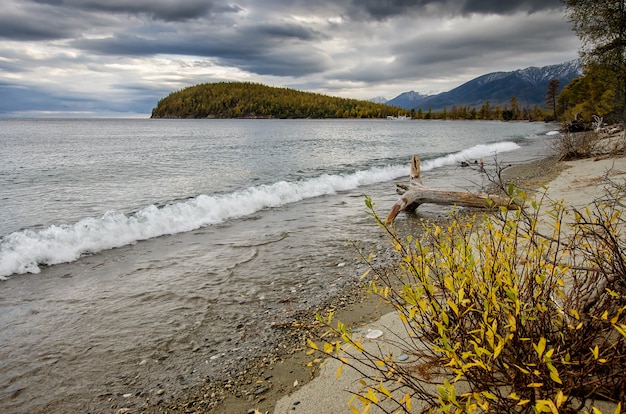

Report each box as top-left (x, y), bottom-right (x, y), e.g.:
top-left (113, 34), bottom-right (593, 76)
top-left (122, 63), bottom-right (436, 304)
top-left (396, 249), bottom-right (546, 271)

top-left (382, 91), bottom-right (429, 108)
top-left (368, 96), bottom-right (389, 104)
top-left (387, 60), bottom-right (582, 111)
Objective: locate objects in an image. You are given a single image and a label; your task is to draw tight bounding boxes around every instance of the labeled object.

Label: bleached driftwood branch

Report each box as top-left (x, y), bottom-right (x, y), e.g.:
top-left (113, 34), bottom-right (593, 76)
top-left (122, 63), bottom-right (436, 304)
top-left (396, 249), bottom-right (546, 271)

top-left (386, 155), bottom-right (520, 223)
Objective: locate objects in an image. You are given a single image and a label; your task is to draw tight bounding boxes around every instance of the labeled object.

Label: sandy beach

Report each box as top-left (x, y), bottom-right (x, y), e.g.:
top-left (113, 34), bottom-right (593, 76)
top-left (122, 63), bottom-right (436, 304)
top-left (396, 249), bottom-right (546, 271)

top-left (139, 131), bottom-right (626, 414)
top-left (273, 135), bottom-right (626, 414)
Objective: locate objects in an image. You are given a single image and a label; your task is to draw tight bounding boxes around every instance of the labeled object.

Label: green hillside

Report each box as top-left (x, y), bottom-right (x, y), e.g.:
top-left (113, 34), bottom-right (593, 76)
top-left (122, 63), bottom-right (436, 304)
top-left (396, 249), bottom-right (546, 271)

top-left (150, 82), bottom-right (406, 119)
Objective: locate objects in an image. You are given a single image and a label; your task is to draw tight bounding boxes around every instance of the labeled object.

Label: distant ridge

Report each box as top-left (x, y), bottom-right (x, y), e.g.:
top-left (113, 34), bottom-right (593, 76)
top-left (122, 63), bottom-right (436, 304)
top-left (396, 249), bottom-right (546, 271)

top-left (387, 60), bottom-right (582, 111)
top-left (368, 96), bottom-right (389, 104)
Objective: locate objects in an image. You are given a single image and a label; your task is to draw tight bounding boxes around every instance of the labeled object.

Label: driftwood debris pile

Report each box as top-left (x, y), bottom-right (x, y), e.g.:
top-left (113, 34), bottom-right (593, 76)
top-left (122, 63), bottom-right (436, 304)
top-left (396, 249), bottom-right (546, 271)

top-left (386, 155), bottom-right (520, 223)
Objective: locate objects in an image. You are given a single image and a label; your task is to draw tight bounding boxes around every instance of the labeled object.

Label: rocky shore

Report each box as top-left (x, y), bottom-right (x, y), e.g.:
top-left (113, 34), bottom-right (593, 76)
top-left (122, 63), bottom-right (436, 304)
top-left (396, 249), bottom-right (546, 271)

top-left (123, 149), bottom-right (574, 414)
top-left (126, 129), bottom-right (625, 414)
top-left (133, 267), bottom-right (391, 414)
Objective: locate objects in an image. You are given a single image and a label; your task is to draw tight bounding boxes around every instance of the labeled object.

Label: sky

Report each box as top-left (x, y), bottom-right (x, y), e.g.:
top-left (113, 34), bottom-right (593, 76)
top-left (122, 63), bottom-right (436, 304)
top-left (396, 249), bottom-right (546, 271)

top-left (0, 0), bottom-right (581, 117)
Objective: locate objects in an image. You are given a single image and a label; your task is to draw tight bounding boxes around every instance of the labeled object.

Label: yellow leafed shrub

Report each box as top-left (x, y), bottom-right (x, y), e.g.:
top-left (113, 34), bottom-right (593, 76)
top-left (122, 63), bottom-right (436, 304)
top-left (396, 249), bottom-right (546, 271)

top-left (311, 186), bottom-right (626, 413)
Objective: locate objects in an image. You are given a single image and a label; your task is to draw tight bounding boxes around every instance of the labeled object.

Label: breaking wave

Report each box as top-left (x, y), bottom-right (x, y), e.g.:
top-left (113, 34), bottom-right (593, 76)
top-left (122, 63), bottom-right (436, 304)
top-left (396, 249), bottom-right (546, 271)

top-left (0, 141), bottom-right (519, 278)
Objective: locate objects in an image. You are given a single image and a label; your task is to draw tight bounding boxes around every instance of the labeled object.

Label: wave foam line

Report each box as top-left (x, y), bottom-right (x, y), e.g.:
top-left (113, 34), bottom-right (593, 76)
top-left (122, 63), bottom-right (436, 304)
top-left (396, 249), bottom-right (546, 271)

top-left (421, 141), bottom-right (520, 171)
top-left (0, 141), bottom-right (519, 278)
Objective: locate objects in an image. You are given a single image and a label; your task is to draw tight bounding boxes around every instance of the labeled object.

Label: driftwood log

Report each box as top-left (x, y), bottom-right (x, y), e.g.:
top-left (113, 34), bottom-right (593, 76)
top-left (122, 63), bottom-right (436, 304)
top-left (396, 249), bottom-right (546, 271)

top-left (386, 155), bottom-right (520, 223)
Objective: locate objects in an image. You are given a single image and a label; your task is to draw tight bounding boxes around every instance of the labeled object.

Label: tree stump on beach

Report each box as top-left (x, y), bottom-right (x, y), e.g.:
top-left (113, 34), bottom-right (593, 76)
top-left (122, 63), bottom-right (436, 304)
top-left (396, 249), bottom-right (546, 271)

top-left (386, 155), bottom-right (520, 223)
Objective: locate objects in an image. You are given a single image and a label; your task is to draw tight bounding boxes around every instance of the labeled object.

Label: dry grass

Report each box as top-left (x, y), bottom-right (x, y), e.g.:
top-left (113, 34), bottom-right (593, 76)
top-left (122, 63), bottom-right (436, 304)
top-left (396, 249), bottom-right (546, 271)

top-left (551, 130), bottom-right (626, 161)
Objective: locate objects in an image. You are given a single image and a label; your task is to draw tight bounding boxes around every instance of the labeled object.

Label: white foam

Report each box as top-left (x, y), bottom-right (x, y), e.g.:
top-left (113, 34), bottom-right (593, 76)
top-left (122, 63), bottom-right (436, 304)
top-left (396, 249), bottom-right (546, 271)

top-left (0, 141), bottom-right (520, 278)
top-left (546, 130), bottom-right (560, 136)
top-left (421, 141), bottom-right (520, 171)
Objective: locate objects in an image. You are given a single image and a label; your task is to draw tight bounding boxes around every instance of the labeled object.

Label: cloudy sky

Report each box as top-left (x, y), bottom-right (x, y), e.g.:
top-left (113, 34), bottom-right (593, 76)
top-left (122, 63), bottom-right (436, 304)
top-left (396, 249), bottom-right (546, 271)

top-left (0, 0), bottom-right (580, 117)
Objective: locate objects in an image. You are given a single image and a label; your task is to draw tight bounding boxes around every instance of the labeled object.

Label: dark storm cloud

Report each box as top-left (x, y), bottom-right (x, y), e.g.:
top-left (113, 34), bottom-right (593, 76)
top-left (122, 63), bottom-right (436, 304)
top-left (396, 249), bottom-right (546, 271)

top-left (0, 17), bottom-right (70, 40)
top-left (70, 28), bottom-right (331, 77)
top-left (32, 0), bottom-right (241, 22)
top-left (251, 23), bottom-right (328, 42)
top-left (0, 0), bottom-right (243, 42)
top-left (450, 23), bottom-right (572, 73)
top-left (403, 15), bottom-right (572, 67)
top-left (461, 0), bottom-right (563, 14)
top-left (348, 0), bottom-right (564, 20)
top-left (68, 14), bottom-right (332, 77)
top-left (0, 2), bottom-right (88, 40)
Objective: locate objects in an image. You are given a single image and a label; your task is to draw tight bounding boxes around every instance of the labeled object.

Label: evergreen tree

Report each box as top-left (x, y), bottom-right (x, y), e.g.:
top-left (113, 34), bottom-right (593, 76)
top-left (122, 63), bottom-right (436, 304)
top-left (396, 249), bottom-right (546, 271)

top-left (545, 78), bottom-right (560, 120)
top-left (558, 63), bottom-right (617, 122)
top-left (479, 101), bottom-right (491, 120)
top-left (562, 0), bottom-right (626, 123)
top-left (510, 96), bottom-right (521, 120)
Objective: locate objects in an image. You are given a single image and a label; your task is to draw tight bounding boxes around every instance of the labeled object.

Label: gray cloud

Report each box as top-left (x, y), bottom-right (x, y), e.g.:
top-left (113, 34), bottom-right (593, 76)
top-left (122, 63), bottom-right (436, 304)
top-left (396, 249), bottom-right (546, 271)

top-left (461, 0), bottom-right (563, 14)
top-left (404, 15), bottom-right (572, 66)
top-left (69, 21), bottom-right (332, 77)
top-left (0, 18), bottom-right (68, 41)
top-left (32, 0), bottom-right (242, 22)
top-left (0, 2), bottom-right (86, 40)
top-left (250, 22), bottom-right (329, 42)
top-left (345, 0), bottom-right (564, 20)
top-left (0, 0), bottom-right (580, 116)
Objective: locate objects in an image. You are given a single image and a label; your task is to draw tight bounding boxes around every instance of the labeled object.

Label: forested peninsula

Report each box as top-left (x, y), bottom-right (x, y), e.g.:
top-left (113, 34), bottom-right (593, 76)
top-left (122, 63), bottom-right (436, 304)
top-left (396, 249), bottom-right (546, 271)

top-left (150, 82), bottom-right (406, 119)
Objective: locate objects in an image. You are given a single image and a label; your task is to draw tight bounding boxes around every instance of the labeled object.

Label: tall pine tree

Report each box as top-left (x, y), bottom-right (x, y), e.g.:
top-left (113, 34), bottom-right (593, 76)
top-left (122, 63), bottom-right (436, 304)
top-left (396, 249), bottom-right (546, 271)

top-left (562, 0), bottom-right (626, 123)
top-left (545, 78), bottom-right (560, 120)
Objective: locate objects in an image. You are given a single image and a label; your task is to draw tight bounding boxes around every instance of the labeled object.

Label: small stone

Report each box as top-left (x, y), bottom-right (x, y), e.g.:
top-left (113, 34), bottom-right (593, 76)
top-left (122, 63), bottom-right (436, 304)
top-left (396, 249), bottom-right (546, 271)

top-left (122, 393), bottom-right (133, 398)
top-left (365, 329), bottom-right (383, 339)
top-left (254, 386), bottom-right (269, 395)
top-left (156, 389), bottom-right (165, 395)
top-left (117, 409), bottom-right (132, 414)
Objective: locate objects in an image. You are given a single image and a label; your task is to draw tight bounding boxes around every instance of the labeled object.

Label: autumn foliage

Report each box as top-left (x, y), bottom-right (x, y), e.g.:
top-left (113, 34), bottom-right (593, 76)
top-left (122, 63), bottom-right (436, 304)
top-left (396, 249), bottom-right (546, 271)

top-left (311, 187), bottom-right (626, 413)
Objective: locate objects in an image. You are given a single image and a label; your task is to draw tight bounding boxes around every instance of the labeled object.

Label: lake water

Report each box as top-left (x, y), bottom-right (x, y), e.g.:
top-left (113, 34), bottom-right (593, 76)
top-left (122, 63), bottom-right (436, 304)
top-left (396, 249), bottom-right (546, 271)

top-left (0, 118), bottom-right (557, 412)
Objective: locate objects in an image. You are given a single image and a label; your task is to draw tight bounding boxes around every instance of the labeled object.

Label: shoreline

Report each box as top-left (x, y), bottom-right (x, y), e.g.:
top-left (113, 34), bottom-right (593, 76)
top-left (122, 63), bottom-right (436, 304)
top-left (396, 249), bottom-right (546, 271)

top-left (138, 152), bottom-right (571, 414)
top-left (138, 129), bottom-right (626, 414)
top-left (140, 257), bottom-right (397, 414)
top-left (273, 134), bottom-right (626, 414)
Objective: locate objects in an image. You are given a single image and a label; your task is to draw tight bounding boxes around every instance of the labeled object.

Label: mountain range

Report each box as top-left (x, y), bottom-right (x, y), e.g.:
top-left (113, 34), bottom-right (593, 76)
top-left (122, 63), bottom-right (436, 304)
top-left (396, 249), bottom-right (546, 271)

top-left (382, 60), bottom-right (582, 111)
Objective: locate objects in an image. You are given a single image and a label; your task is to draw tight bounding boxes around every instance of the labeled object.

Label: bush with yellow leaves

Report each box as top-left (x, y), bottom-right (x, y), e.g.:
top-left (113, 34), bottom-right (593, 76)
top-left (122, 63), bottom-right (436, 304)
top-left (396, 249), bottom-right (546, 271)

top-left (310, 185), bottom-right (626, 413)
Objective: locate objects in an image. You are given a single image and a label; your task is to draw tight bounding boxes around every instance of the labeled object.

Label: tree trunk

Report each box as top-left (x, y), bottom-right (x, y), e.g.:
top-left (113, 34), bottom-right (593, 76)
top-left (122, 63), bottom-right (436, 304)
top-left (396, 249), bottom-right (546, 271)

top-left (386, 156), bottom-right (520, 223)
